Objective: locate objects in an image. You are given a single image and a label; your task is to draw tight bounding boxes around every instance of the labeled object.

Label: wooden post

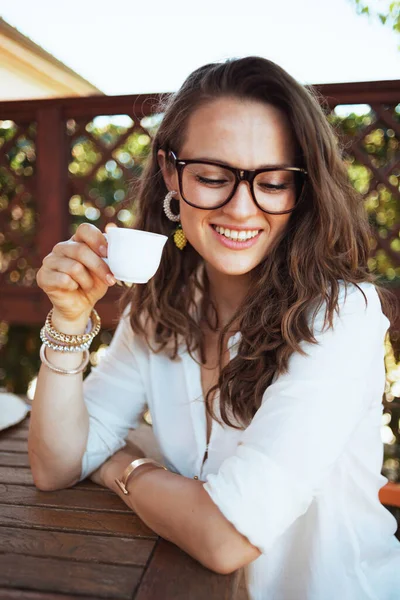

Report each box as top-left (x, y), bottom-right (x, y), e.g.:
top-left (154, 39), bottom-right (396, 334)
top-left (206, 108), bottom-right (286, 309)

top-left (35, 106), bottom-right (69, 264)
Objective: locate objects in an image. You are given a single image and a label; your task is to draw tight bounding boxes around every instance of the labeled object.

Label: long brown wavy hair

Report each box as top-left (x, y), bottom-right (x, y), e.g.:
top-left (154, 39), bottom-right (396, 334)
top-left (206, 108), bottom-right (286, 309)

top-left (120, 56), bottom-right (396, 430)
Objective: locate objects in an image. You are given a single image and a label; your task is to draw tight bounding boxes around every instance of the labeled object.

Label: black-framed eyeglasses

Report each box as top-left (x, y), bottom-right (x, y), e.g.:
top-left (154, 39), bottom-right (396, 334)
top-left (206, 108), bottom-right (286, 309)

top-left (168, 150), bottom-right (308, 215)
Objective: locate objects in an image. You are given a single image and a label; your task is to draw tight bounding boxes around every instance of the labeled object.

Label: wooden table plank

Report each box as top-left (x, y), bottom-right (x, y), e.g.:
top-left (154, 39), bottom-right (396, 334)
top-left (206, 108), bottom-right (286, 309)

top-left (0, 427), bottom-right (30, 441)
top-left (0, 452), bottom-right (30, 467)
top-left (0, 526), bottom-right (155, 566)
top-left (0, 466), bottom-right (34, 485)
top-left (0, 590), bottom-right (92, 600)
top-left (0, 438), bottom-right (28, 452)
top-left (7, 417), bottom-right (30, 431)
top-left (0, 504), bottom-right (156, 538)
top-left (136, 539), bottom-right (241, 600)
top-left (0, 483), bottom-right (132, 512)
top-left (0, 554), bottom-right (143, 599)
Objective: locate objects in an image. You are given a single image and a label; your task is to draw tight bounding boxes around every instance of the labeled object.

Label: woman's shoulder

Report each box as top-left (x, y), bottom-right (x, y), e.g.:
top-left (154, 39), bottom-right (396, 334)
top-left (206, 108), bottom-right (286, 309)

top-left (336, 280), bottom-right (383, 316)
top-left (308, 280), bottom-right (388, 336)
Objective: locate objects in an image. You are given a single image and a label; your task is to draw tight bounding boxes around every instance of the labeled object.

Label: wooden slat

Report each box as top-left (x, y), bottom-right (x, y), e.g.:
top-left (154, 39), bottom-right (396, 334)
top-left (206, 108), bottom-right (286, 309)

top-left (136, 539), bottom-right (240, 600)
top-left (8, 417), bottom-right (30, 431)
top-left (0, 438), bottom-right (28, 452)
top-left (0, 466), bottom-right (33, 485)
top-left (0, 484), bottom-right (131, 512)
top-left (0, 504), bottom-right (156, 538)
top-left (0, 452), bottom-right (30, 467)
top-left (0, 526), bottom-right (155, 566)
top-left (0, 81), bottom-right (399, 119)
top-left (0, 554), bottom-right (142, 599)
top-left (0, 427), bottom-right (31, 440)
top-left (0, 590), bottom-right (91, 600)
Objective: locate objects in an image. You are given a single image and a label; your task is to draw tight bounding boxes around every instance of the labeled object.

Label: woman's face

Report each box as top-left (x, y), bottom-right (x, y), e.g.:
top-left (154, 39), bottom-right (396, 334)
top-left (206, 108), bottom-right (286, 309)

top-left (158, 96), bottom-right (297, 277)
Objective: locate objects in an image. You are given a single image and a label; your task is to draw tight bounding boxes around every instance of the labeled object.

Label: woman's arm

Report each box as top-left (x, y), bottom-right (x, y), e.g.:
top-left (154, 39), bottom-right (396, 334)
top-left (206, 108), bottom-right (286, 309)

top-left (94, 446), bottom-right (261, 574)
top-left (30, 309), bottom-right (148, 491)
top-left (29, 312), bottom-right (91, 491)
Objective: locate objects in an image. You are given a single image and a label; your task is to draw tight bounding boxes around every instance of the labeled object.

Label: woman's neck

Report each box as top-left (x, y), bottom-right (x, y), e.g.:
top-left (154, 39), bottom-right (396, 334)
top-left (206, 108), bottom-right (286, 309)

top-left (204, 263), bottom-right (250, 330)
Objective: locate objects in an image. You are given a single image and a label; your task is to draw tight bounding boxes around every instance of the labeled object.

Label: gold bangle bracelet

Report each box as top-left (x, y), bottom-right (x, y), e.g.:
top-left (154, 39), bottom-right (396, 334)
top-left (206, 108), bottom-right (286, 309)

top-left (45, 308), bottom-right (101, 344)
top-left (115, 458), bottom-right (168, 495)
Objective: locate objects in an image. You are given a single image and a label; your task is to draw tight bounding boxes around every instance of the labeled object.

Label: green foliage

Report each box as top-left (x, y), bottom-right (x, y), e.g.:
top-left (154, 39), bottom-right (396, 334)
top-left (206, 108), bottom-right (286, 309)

top-left (350, 0), bottom-right (400, 48)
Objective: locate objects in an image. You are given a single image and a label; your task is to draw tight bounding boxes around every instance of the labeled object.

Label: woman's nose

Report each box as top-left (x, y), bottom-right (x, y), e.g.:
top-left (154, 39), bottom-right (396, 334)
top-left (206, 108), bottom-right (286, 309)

top-left (222, 180), bottom-right (259, 218)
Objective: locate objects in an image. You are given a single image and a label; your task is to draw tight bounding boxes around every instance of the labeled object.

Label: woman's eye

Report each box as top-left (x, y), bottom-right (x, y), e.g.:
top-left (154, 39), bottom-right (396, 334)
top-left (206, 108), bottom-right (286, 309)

top-left (259, 183), bottom-right (287, 192)
top-left (197, 176), bottom-right (228, 185)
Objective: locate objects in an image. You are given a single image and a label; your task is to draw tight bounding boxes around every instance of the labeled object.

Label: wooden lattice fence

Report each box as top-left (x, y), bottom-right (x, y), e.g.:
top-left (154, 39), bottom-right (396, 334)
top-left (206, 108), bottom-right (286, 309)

top-left (0, 83), bottom-right (399, 328)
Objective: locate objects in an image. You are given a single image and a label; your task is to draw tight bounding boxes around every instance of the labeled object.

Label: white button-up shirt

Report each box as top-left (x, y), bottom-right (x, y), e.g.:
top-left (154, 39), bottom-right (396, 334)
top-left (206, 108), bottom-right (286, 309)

top-left (80, 281), bottom-right (400, 600)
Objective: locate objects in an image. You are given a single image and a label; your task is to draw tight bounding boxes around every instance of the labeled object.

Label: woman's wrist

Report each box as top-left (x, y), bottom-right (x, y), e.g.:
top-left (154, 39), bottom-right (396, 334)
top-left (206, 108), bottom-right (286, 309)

top-left (51, 308), bottom-right (92, 335)
top-left (102, 450), bottom-right (146, 491)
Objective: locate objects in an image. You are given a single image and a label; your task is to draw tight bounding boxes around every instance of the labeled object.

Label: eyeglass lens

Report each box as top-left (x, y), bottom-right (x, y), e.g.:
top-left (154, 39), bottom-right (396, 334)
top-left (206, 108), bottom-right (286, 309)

top-left (181, 163), bottom-right (302, 213)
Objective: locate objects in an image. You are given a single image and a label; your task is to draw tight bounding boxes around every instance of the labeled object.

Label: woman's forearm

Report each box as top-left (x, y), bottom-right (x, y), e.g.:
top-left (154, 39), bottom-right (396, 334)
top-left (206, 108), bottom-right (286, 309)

top-left (103, 457), bottom-right (261, 574)
top-left (28, 313), bottom-right (90, 491)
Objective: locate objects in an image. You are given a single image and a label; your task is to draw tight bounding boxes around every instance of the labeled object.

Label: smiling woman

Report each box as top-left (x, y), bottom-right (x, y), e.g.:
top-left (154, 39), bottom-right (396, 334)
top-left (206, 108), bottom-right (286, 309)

top-left (30, 56), bottom-right (400, 600)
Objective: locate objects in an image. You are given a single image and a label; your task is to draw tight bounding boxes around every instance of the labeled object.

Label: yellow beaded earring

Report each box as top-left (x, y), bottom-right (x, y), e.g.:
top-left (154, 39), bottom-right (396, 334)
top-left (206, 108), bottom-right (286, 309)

top-left (163, 190), bottom-right (187, 250)
top-left (173, 224), bottom-right (187, 250)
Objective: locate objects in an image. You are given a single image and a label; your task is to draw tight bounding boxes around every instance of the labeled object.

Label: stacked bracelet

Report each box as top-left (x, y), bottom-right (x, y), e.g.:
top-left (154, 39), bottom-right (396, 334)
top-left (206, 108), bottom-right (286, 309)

top-left (40, 308), bottom-right (101, 353)
top-left (39, 308), bottom-right (101, 375)
top-left (40, 327), bottom-right (93, 352)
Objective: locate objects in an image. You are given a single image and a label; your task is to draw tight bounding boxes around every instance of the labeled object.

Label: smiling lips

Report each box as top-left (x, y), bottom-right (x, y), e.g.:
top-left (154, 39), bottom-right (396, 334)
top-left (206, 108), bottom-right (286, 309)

top-left (211, 224), bottom-right (261, 242)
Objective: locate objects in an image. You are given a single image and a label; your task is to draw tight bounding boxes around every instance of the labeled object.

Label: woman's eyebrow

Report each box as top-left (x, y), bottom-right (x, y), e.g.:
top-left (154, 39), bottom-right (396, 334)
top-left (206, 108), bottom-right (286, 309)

top-left (188, 155), bottom-right (293, 169)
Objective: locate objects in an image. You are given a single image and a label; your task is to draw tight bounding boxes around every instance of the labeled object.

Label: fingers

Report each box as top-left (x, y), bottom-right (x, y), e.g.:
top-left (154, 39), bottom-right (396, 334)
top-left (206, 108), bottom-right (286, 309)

top-left (37, 266), bottom-right (79, 293)
top-left (52, 240), bottom-right (114, 287)
top-left (71, 222), bottom-right (107, 255)
top-left (41, 255), bottom-right (96, 293)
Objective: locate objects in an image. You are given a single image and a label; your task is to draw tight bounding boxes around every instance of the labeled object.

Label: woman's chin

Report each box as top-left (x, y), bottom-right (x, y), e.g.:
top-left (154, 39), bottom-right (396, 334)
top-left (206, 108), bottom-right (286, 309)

top-left (205, 256), bottom-right (261, 277)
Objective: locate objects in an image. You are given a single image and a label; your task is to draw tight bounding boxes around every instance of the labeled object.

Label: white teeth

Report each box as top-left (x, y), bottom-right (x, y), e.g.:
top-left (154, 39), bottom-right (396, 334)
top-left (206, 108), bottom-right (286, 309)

top-left (214, 226), bottom-right (259, 241)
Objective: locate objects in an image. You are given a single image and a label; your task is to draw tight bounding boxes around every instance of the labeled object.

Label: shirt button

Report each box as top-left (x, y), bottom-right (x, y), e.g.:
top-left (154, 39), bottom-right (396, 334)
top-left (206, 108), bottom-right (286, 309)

top-left (193, 475), bottom-right (198, 480)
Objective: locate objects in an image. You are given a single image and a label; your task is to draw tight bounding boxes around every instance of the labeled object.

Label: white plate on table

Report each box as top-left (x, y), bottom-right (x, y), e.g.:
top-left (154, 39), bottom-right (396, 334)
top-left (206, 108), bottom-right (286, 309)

top-left (0, 392), bottom-right (30, 431)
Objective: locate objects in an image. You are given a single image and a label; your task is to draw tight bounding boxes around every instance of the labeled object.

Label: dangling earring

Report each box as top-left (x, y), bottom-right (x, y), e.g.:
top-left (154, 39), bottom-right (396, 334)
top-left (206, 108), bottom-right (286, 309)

top-left (163, 190), bottom-right (187, 250)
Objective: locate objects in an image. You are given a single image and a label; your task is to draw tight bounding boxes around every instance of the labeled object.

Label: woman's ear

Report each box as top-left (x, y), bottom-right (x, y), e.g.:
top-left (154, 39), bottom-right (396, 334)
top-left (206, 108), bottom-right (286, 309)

top-left (157, 149), bottom-right (176, 192)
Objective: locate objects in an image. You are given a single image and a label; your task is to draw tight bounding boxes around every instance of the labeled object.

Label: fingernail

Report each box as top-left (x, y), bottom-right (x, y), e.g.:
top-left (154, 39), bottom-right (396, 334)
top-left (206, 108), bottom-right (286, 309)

top-left (99, 245), bottom-right (107, 257)
top-left (106, 274), bottom-right (116, 286)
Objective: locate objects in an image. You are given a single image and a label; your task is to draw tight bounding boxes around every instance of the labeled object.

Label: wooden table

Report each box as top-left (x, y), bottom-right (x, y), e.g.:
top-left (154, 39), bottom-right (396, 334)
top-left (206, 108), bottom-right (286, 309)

top-left (0, 416), bottom-right (243, 599)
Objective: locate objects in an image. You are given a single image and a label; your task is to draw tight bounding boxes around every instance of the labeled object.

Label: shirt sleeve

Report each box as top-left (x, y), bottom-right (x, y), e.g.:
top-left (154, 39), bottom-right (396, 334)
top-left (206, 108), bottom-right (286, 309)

top-left (79, 307), bottom-right (148, 481)
top-left (202, 282), bottom-right (390, 554)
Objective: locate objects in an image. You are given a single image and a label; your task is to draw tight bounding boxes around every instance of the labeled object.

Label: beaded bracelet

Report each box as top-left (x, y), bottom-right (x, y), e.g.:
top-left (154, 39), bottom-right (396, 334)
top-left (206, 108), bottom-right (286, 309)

top-left (44, 308), bottom-right (101, 345)
top-left (40, 327), bottom-right (92, 353)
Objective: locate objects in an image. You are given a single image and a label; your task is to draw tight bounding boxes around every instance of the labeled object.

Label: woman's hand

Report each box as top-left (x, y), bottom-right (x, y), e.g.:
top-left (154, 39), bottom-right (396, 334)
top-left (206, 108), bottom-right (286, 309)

top-left (36, 223), bottom-right (116, 325)
top-left (89, 442), bottom-right (146, 490)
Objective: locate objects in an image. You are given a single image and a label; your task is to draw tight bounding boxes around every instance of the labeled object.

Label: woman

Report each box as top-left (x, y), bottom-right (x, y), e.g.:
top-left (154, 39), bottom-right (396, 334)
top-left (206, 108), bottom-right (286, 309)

top-left (30, 57), bottom-right (400, 599)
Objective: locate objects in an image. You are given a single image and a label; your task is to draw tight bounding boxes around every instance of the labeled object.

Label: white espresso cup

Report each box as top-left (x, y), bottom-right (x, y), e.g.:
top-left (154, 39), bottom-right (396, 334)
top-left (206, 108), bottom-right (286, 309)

top-left (102, 228), bottom-right (168, 284)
